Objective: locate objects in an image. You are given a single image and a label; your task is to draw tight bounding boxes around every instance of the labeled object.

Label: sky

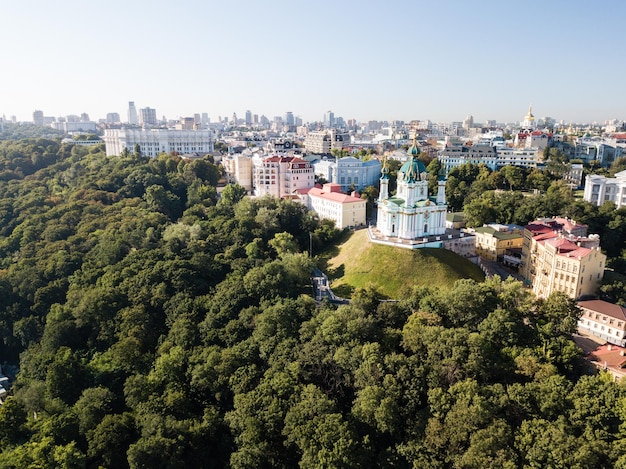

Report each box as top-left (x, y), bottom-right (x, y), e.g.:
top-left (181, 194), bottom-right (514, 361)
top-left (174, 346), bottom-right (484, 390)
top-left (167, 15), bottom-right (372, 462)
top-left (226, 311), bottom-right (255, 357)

top-left (2, 0), bottom-right (626, 125)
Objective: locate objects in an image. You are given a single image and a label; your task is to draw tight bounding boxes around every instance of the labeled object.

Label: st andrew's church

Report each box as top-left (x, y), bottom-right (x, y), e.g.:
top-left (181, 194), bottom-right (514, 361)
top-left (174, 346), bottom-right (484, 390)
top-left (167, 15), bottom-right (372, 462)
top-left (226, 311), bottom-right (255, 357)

top-left (376, 139), bottom-right (447, 240)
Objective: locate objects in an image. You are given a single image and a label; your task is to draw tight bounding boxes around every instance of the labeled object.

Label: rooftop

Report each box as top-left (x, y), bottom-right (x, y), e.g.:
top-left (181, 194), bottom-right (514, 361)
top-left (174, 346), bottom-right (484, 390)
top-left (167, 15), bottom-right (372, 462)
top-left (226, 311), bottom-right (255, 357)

top-left (578, 300), bottom-right (626, 321)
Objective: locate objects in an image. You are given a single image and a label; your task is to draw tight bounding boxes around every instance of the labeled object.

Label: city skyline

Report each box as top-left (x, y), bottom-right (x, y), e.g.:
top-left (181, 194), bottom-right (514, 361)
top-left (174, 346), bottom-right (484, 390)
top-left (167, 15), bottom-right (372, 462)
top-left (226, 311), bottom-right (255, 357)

top-left (2, 1), bottom-right (626, 124)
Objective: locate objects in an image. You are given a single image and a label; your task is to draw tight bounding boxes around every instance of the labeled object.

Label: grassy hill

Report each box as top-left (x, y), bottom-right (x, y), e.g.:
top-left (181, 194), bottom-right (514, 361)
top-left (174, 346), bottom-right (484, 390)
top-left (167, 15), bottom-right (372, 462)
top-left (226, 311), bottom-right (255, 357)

top-left (322, 229), bottom-right (484, 299)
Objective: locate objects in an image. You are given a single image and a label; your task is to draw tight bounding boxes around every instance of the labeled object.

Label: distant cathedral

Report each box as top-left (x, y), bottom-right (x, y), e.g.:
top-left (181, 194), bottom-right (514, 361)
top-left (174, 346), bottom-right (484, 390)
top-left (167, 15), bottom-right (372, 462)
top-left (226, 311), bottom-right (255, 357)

top-left (377, 139), bottom-right (447, 240)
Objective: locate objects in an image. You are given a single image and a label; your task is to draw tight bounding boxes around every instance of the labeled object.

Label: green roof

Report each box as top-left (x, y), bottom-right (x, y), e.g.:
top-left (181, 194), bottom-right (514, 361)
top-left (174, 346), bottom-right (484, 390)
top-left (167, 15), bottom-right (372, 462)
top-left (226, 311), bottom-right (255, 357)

top-left (474, 226), bottom-right (522, 240)
top-left (446, 212), bottom-right (466, 222)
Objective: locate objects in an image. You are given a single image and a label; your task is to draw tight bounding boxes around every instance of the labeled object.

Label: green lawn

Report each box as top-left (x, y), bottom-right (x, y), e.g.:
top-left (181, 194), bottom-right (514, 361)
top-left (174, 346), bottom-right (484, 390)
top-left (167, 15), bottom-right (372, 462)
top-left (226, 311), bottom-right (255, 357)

top-left (321, 230), bottom-right (484, 299)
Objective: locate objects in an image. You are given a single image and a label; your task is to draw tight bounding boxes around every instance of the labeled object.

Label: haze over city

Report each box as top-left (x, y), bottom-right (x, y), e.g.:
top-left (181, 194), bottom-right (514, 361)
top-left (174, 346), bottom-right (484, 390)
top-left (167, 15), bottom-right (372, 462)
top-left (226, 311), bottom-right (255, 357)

top-left (2, 0), bottom-right (626, 124)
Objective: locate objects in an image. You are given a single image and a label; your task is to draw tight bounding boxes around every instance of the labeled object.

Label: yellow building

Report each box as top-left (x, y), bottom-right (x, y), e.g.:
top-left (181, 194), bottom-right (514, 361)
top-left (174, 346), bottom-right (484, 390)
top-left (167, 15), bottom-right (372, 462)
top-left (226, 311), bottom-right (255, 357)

top-left (521, 217), bottom-right (606, 299)
top-left (473, 224), bottom-right (524, 261)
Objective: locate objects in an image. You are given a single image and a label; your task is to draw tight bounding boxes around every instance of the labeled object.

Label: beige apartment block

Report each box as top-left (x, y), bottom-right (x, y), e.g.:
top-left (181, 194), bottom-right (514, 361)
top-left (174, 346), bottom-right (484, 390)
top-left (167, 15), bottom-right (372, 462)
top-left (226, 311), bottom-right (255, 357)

top-left (521, 217), bottom-right (606, 299)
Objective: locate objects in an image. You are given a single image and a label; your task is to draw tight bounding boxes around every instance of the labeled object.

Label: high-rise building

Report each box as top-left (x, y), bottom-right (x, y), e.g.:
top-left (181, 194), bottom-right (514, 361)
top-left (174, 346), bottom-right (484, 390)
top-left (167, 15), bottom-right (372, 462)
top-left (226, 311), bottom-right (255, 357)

top-left (106, 112), bottom-right (121, 124)
top-left (139, 107), bottom-right (157, 127)
top-left (128, 102), bottom-right (138, 125)
top-left (245, 110), bottom-right (252, 126)
top-left (285, 111), bottom-right (294, 126)
top-left (80, 113), bottom-right (90, 122)
top-left (324, 110), bottom-right (335, 128)
top-left (33, 110), bottom-right (44, 126)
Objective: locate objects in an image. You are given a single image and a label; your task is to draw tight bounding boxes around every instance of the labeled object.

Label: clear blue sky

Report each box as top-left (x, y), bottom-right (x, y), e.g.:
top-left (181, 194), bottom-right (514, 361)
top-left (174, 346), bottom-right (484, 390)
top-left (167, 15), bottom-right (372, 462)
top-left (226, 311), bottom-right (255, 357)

top-left (2, 0), bottom-right (625, 124)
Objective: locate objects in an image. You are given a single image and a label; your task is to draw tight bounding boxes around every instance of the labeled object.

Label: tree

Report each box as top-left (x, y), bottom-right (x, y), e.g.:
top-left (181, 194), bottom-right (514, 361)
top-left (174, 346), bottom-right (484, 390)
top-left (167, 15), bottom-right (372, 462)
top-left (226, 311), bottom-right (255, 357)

top-left (500, 165), bottom-right (525, 191)
top-left (219, 183), bottom-right (247, 207)
top-left (269, 232), bottom-right (299, 257)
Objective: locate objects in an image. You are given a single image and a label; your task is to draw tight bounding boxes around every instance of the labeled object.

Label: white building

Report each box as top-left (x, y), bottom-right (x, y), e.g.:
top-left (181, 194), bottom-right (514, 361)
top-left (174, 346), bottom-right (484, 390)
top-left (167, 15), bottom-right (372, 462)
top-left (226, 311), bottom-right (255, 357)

top-left (578, 300), bottom-right (626, 346)
top-left (312, 156), bottom-right (382, 192)
top-left (128, 101), bottom-right (138, 125)
top-left (377, 140), bottom-right (447, 240)
top-left (583, 170), bottom-right (626, 208)
top-left (297, 183), bottom-right (366, 229)
top-left (253, 155), bottom-right (315, 198)
top-left (439, 145), bottom-right (498, 172)
top-left (103, 129), bottom-right (214, 158)
top-left (495, 147), bottom-right (541, 168)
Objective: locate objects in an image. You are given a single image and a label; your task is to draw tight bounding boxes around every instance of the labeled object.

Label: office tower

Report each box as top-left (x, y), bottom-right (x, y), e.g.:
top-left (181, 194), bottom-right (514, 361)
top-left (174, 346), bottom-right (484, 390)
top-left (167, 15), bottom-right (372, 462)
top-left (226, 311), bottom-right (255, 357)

top-left (139, 107), bottom-right (157, 126)
top-left (128, 101), bottom-right (139, 125)
top-left (106, 112), bottom-right (121, 124)
top-left (285, 111), bottom-right (294, 127)
top-left (245, 110), bottom-right (252, 126)
top-left (324, 110), bottom-right (335, 128)
top-left (80, 113), bottom-right (90, 122)
top-left (33, 110), bottom-right (44, 126)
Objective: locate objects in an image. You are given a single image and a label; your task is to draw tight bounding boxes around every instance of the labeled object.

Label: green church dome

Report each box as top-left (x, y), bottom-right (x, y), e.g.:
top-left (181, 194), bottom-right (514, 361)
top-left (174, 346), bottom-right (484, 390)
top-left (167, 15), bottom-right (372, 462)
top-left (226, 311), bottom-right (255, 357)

top-left (399, 157), bottom-right (427, 182)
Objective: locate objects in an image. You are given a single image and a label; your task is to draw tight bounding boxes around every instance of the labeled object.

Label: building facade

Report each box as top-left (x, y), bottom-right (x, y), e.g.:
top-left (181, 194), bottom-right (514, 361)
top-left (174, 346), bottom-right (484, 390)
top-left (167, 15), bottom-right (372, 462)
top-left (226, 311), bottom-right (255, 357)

top-left (128, 101), bottom-right (138, 125)
top-left (297, 183), bottom-right (366, 229)
top-left (439, 145), bottom-right (498, 173)
top-left (312, 156), bottom-right (382, 192)
top-left (253, 155), bottom-right (315, 198)
top-left (583, 171), bottom-right (626, 209)
top-left (473, 224), bottom-right (524, 261)
top-left (222, 154), bottom-right (253, 192)
top-left (578, 300), bottom-right (626, 346)
top-left (377, 141), bottom-right (447, 240)
top-left (103, 129), bottom-right (214, 157)
top-left (520, 217), bottom-right (606, 299)
top-left (139, 107), bottom-right (157, 127)
top-left (304, 130), bottom-right (350, 154)
top-left (439, 145), bottom-right (541, 174)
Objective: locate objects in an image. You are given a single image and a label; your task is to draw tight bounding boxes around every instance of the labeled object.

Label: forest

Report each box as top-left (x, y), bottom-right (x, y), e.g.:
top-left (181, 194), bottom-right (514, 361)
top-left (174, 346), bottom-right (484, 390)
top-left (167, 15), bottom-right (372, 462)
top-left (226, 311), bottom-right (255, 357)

top-left (0, 136), bottom-right (625, 467)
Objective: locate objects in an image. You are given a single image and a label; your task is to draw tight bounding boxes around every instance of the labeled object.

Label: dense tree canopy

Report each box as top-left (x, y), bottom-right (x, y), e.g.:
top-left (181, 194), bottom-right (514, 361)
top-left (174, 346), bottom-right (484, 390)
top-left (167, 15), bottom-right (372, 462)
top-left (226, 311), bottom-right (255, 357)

top-left (0, 140), bottom-right (624, 467)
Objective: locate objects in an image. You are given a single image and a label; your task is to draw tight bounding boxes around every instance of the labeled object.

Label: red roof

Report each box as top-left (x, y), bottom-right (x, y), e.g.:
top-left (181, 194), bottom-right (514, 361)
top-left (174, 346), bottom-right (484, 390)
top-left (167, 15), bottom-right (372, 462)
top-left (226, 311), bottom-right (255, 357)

top-left (589, 344), bottom-right (626, 369)
top-left (307, 186), bottom-right (364, 204)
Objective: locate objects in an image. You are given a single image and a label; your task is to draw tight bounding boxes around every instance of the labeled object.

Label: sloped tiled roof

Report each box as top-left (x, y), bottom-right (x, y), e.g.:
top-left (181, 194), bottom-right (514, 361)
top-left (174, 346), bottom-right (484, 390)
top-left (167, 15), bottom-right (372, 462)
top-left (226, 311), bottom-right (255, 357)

top-left (579, 300), bottom-right (626, 321)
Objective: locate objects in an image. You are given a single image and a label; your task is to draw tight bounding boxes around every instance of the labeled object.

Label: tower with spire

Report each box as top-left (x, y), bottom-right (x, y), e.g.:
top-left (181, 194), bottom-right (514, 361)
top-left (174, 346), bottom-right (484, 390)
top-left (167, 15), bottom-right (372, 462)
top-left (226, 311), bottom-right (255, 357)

top-left (522, 104), bottom-right (536, 128)
top-left (376, 137), bottom-right (447, 240)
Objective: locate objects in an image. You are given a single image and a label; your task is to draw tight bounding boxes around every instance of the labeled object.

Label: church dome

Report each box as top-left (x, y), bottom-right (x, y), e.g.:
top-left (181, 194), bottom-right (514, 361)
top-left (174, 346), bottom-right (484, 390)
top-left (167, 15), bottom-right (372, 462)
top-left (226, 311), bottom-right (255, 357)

top-left (408, 139), bottom-right (421, 157)
top-left (399, 157), bottom-right (427, 182)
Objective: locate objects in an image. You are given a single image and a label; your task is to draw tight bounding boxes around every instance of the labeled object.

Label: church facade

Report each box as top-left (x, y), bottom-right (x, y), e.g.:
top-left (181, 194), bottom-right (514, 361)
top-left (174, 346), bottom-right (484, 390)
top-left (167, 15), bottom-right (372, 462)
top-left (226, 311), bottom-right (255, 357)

top-left (376, 141), bottom-right (447, 240)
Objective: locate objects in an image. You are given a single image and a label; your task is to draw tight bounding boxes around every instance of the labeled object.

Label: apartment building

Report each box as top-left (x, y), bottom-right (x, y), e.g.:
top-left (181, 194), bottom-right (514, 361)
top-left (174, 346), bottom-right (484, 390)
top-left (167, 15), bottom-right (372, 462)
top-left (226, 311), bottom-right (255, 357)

top-left (473, 224), bottom-right (524, 261)
top-left (439, 144), bottom-right (540, 173)
top-left (304, 130), bottom-right (350, 154)
top-left (439, 145), bottom-right (498, 173)
top-left (253, 155), bottom-right (315, 198)
top-left (520, 217), bottom-right (605, 299)
top-left (222, 154), bottom-right (253, 192)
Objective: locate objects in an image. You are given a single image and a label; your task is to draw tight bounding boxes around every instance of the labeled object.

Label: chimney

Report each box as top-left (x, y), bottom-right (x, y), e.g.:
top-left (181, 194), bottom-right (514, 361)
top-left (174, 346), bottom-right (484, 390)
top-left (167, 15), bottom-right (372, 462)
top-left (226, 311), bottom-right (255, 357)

top-left (608, 344), bottom-right (613, 351)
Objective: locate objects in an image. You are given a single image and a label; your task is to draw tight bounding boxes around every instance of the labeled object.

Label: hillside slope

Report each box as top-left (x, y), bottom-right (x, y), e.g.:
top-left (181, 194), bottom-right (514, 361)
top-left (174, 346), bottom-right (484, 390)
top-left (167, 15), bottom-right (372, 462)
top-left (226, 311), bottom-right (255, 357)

top-left (326, 229), bottom-right (484, 298)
